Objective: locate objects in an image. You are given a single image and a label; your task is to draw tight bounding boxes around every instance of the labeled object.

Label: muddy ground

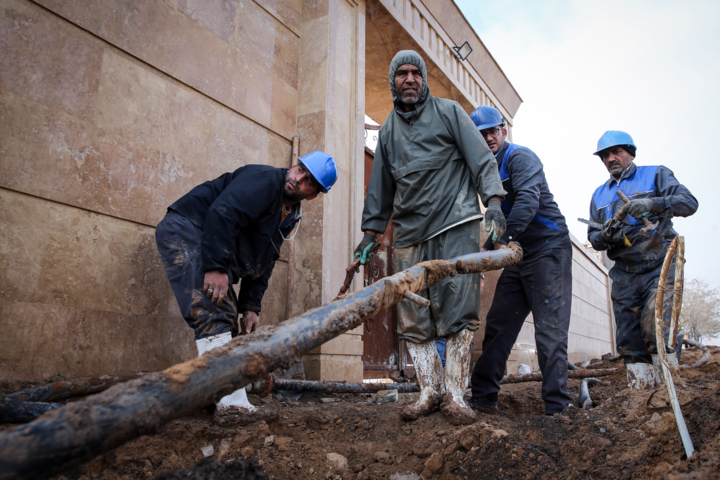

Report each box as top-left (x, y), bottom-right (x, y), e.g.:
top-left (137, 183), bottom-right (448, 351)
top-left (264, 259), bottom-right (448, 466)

top-left (3, 348), bottom-right (720, 480)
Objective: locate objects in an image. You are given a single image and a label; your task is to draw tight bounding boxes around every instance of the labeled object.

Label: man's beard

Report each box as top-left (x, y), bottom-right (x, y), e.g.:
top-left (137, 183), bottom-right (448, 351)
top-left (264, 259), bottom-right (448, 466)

top-left (283, 180), bottom-right (304, 203)
top-left (400, 92), bottom-right (419, 105)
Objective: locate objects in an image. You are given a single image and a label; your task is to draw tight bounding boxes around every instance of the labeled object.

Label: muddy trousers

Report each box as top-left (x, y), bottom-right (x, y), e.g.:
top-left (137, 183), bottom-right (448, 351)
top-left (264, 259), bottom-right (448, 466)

top-left (156, 212), bottom-right (239, 341)
top-left (471, 247), bottom-right (573, 415)
top-left (393, 221), bottom-right (482, 343)
top-left (610, 259), bottom-right (676, 364)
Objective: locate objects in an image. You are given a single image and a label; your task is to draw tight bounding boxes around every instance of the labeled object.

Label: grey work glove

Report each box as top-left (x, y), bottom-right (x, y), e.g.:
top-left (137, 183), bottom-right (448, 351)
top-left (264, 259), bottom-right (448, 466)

top-left (625, 198), bottom-right (654, 219)
top-left (353, 232), bottom-right (378, 265)
top-left (601, 219), bottom-right (624, 246)
top-left (484, 199), bottom-right (507, 243)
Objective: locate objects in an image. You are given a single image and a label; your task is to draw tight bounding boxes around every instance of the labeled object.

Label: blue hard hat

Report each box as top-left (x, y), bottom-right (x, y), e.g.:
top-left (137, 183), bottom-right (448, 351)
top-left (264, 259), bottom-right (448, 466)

top-left (470, 105), bottom-right (505, 131)
top-left (298, 151), bottom-right (338, 193)
top-left (594, 130), bottom-right (637, 156)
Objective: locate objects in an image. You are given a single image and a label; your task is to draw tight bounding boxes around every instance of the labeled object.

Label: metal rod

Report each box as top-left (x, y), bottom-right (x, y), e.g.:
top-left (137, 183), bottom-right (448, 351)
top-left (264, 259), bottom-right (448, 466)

top-left (669, 242), bottom-right (685, 350)
top-left (0, 244), bottom-right (523, 480)
top-left (499, 368), bottom-right (617, 384)
top-left (402, 291), bottom-right (430, 308)
top-left (654, 236), bottom-right (694, 459)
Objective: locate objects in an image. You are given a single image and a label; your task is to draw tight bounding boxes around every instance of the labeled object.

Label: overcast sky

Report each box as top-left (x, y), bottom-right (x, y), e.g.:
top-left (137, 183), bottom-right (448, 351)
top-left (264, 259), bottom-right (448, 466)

top-left (452, 0), bottom-right (720, 289)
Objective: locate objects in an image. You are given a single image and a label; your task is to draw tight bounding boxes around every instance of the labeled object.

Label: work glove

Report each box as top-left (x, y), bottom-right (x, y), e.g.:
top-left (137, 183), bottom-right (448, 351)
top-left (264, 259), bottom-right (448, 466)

top-left (601, 219), bottom-right (624, 246)
top-left (353, 232), bottom-right (378, 265)
top-left (625, 198), bottom-right (654, 219)
top-left (484, 199), bottom-right (507, 243)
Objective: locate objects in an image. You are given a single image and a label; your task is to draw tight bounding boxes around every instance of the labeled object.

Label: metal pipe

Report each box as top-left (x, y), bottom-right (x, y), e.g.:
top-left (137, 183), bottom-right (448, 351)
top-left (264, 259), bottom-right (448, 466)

top-left (668, 239), bottom-right (685, 350)
top-left (499, 368), bottom-right (617, 384)
top-left (0, 244), bottom-right (523, 480)
top-left (679, 338), bottom-right (710, 370)
top-left (4, 374), bottom-right (141, 404)
top-left (654, 236), bottom-right (694, 459)
top-left (247, 374), bottom-right (420, 395)
top-left (403, 291), bottom-right (430, 308)
top-left (0, 400), bottom-right (63, 424)
top-left (579, 378), bottom-right (601, 410)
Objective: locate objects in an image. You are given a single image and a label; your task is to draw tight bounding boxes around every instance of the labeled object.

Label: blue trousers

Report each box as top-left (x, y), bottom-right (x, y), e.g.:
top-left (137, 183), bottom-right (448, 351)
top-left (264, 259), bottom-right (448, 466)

top-left (156, 212), bottom-right (239, 340)
top-left (471, 247), bottom-right (573, 414)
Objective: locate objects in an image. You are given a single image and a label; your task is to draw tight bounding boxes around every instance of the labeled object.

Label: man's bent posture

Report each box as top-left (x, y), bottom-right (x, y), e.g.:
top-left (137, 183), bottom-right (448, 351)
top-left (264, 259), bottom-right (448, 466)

top-left (359, 50), bottom-right (506, 425)
top-left (157, 152), bottom-right (337, 413)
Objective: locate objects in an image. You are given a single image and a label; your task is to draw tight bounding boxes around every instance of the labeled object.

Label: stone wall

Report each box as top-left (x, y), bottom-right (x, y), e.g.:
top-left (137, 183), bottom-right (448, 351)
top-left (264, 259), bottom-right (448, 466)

top-left (0, 0), bottom-right (318, 381)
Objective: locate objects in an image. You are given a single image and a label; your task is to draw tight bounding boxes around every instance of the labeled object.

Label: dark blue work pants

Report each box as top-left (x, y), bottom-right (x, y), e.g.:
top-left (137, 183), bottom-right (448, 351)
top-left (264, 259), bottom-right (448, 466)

top-left (471, 247), bottom-right (573, 415)
top-left (610, 258), bottom-right (676, 363)
top-left (155, 212), bottom-right (238, 340)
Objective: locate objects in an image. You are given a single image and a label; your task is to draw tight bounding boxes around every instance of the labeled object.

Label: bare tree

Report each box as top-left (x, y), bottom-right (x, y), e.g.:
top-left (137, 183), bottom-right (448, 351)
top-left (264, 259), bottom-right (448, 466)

top-left (680, 279), bottom-right (720, 343)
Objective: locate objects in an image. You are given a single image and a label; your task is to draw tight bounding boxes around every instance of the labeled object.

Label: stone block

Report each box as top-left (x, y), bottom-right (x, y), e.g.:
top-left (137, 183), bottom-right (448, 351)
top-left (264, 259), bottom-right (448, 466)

top-left (302, 353), bottom-right (363, 382)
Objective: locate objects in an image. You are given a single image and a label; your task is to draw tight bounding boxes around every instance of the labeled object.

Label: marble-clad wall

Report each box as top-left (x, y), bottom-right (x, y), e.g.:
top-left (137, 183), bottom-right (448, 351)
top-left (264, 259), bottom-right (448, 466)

top-left (294, 0), bottom-right (366, 382)
top-left (0, 0), bottom-right (305, 381)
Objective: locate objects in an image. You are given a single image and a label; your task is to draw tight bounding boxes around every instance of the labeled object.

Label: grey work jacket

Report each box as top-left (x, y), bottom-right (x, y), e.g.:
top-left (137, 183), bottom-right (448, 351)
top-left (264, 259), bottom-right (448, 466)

top-left (361, 95), bottom-right (506, 249)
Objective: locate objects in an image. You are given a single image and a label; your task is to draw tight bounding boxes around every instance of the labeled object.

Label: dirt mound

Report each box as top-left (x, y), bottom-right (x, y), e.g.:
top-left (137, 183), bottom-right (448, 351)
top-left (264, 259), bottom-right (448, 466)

top-left (5, 347), bottom-right (713, 479)
top-left (155, 457), bottom-right (269, 480)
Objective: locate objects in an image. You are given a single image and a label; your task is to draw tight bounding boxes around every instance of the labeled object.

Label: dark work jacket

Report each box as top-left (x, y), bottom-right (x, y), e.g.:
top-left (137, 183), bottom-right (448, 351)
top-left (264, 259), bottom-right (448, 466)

top-left (482, 143), bottom-right (570, 258)
top-left (588, 163), bottom-right (698, 274)
top-left (168, 165), bottom-right (300, 314)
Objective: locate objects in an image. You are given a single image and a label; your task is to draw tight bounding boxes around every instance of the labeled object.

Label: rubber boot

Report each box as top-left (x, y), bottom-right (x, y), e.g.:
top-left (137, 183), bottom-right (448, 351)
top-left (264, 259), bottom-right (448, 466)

top-left (440, 328), bottom-right (477, 425)
top-left (626, 362), bottom-right (656, 389)
top-left (401, 340), bottom-right (444, 421)
top-left (196, 332), bottom-right (256, 412)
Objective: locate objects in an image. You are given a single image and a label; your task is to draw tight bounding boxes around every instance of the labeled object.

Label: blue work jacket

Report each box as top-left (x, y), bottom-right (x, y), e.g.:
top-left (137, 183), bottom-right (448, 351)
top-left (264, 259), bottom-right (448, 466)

top-left (588, 163), bottom-right (698, 274)
top-left (483, 143), bottom-right (570, 258)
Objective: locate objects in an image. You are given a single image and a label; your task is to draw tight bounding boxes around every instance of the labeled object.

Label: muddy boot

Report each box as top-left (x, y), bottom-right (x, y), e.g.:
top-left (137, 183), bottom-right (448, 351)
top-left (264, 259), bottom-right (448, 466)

top-left (401, 340), bottom-right (444, 421)
top-left (196, 333), bottom-right (257, 414)
top-left (441, 329), bottom-right (477, 426)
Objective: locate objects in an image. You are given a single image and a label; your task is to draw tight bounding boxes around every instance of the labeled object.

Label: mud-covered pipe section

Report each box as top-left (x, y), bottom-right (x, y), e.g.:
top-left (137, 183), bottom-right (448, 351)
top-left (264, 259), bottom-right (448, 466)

top-left (249, 375), bottom-right (420, 395)
top-left (0, 244), bottom-right (522, 480)
top-left (499, 368), bottom-right (617, 384)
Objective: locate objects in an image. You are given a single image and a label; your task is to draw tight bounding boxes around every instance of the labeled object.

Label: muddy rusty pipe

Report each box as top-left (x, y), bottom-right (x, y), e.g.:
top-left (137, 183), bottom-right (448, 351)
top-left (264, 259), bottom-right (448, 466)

top-left (247, 374), bottom-right (420, 395)
top-left (499, 368), bottom-right (617, 384)
top-left (654, 236), bottom-right (694, 459)
top-left (4, 374), bottom-right (142, 404)
top-left (0, 244), bottom-right (522, 480)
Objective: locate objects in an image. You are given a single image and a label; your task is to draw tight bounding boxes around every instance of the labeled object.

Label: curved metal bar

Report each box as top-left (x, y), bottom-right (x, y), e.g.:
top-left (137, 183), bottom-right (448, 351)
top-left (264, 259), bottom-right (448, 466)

top-left (654, 236), bottom-right (694, 459)
top-left (0, 244), bottom-right (522, 480)
top-left (668, 238), bottom-right (685, 350)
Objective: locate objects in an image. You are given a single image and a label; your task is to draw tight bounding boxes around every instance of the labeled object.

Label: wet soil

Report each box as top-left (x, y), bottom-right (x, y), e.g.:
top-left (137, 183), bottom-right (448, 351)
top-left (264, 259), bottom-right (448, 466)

top-left (3, 348), bottom-right (720, 480)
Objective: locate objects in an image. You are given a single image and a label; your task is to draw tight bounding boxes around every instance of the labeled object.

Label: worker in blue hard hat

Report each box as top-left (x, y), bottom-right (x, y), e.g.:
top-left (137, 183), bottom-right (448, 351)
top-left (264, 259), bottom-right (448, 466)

top-left (358, 50), bottom-right (507, 426)
top-left (587, 131), bottom-right (697, 383)
top-left (156, 151), bottom-right (337, 413)
top-left (467, 105), bottom-right (574, 416)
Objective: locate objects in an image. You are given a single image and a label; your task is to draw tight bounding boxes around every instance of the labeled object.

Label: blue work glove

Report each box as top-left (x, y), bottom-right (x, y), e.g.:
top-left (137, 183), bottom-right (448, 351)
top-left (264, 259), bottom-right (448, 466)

top-left (484, 199), bottom-right (507, 243)
top-left (353, 232), bottom-right (378, 265)
top-left (625, 198), bottom-right (654, 219)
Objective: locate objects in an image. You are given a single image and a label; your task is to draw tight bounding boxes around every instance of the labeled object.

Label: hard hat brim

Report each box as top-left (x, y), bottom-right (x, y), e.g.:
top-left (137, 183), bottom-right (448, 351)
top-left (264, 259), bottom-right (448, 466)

top-left (475, 121), bottom-right (505, 131)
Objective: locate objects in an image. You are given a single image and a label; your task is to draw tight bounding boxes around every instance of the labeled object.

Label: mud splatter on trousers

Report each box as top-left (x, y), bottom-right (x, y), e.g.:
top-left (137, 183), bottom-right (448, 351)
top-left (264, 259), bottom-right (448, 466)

top-left (471, 247), bottom-right (573, 415)
top-left (609, 257), bottom-right (677, 363)
top-left (156, 212), bottom-right (238, 340)
top-left (393, 220), bottom-right (482, 343)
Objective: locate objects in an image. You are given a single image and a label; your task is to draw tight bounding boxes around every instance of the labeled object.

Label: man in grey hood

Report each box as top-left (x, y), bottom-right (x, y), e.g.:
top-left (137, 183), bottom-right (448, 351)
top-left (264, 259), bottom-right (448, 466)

top-left (358, 50), bottom-right (507, 425)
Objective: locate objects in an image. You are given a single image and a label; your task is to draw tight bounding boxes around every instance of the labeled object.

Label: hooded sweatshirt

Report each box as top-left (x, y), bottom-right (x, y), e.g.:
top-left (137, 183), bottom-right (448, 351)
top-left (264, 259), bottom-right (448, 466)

top-left (361, 50), bottom-right (506, 248)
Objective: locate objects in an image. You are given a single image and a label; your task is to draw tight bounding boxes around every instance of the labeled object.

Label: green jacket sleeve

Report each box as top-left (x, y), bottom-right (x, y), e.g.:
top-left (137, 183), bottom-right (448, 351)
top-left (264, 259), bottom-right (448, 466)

top-left (447, 103), bottom-right (506, 206)
top-left (361, 137), bottom-right (396, 234)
